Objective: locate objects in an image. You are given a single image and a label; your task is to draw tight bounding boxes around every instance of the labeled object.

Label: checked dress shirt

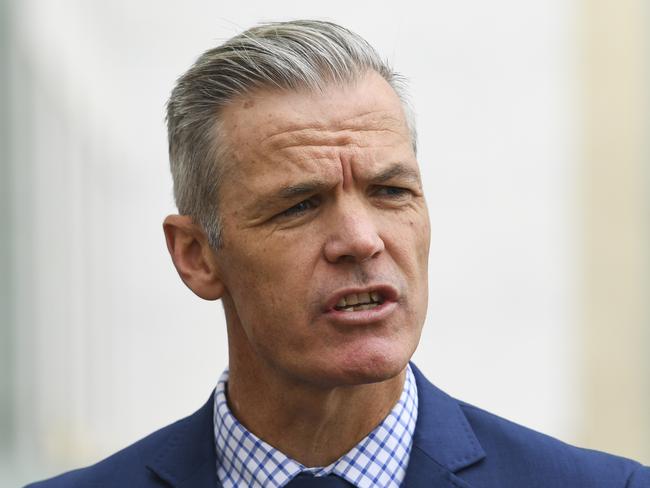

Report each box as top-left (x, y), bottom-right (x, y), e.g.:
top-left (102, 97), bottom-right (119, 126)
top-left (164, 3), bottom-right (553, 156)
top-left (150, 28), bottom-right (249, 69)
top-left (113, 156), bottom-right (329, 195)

top-left (213, 364), bottom-right (418, 488)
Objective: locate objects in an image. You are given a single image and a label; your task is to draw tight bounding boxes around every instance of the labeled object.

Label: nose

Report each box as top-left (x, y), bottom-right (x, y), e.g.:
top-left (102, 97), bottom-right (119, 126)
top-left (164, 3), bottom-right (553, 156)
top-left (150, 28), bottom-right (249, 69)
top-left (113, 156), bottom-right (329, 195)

top-left (323, 203), bottom-right (385, 264)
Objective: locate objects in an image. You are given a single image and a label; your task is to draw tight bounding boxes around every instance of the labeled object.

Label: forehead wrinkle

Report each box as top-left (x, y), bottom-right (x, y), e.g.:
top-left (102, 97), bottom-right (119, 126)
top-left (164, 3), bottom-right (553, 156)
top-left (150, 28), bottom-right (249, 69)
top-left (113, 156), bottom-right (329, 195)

top-left (260, 109), bottom-right (408, 152)
top-left (262, 128), bottom-right (406, 155)
top-left (336, 108), bottom-right (408, 133)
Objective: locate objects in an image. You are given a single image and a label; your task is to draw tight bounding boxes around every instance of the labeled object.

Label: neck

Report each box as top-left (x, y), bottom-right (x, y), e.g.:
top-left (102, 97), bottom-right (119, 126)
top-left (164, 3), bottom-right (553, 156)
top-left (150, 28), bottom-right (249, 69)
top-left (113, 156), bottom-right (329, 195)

top-left (226, 352), bottom-right (406, 467)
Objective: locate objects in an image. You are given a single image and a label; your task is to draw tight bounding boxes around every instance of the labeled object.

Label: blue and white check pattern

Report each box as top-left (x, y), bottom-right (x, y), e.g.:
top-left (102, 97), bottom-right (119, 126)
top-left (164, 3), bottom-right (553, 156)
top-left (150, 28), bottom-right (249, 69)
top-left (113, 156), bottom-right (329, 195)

top-left (213, 364), bottom-right (418, 488)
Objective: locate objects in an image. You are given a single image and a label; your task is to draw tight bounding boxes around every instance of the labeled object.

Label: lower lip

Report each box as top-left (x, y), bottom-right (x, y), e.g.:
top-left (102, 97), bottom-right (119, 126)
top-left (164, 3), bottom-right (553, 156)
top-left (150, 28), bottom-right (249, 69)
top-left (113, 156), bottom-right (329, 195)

top-left (324, 301), bottom-right (398, 325)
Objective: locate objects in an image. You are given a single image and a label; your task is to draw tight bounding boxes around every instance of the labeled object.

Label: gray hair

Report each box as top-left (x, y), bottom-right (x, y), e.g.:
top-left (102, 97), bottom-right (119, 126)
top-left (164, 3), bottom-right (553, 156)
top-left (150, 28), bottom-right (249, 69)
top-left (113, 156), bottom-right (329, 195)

top-left (166, 19), bottom-right (417, 249)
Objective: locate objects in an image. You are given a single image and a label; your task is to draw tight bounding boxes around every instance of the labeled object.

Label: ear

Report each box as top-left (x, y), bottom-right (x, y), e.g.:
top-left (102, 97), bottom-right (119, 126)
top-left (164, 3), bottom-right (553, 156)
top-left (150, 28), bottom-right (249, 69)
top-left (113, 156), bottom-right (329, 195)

top-left (163, 215), bottom-right (225, 300)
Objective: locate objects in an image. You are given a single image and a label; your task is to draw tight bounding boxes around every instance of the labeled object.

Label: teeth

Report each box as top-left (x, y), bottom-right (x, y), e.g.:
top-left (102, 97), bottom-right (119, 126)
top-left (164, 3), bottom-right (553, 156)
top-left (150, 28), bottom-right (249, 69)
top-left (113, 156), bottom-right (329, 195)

top-left (334, 290), bottom-right (384, 311)
top-left (346, 294), bottom-right (359, 305)
top-left (340, 303), bottom-right (379, 312)
top-left (339, 303), bottom-right (379, 312)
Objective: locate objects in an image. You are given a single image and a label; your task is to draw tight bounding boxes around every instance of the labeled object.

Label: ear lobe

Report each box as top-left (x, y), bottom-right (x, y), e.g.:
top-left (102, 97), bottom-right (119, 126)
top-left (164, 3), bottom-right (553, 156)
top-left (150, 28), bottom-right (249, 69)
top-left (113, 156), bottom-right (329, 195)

top-left (163, 215), bottom-right (225, 300)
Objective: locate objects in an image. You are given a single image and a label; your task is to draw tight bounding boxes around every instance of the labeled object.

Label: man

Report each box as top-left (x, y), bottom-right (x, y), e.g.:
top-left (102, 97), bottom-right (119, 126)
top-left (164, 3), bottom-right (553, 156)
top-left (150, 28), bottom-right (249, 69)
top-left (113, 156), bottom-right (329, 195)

top-left (29, 20), bottom-right (649, 488)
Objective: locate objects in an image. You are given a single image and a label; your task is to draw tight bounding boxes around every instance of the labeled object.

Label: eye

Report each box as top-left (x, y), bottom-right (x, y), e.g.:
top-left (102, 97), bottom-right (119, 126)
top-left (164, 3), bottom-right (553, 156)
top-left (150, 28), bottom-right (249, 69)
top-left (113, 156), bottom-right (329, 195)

top-left (373, 186), bottom-right (412, 198)
top-left (279, 197), bottom-right (320, 218)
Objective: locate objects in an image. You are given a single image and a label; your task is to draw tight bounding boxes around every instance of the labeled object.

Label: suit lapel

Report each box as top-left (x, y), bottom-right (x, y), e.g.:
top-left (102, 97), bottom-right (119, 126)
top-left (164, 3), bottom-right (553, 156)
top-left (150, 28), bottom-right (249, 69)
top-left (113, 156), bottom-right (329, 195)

top-left (404, 363), bottom-right (486, 488)
top-left (403, 447), bottom-right (474, 488)
top-left (145, 366), bottom-right (484, 488)
top-left (146, 392), bottom-right (221, 488)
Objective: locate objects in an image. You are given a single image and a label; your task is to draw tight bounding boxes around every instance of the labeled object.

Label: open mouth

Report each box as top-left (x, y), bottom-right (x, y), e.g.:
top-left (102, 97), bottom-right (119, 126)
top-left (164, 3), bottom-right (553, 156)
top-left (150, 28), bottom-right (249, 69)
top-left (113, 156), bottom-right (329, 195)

top-left (334, 291), bottom-right (385, 312)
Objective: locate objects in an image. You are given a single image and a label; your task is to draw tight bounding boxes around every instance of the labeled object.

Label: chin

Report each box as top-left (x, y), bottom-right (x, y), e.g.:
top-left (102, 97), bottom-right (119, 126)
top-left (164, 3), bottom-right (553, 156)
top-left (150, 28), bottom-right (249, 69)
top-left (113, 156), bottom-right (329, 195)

top-left (309, 347), bottom-right (412, 388)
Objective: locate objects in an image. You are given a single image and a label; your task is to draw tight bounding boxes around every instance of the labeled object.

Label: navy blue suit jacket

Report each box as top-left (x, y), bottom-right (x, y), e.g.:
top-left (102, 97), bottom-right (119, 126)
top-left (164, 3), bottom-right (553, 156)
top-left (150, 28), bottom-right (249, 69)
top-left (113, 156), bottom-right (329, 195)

top-left (28, 364), bottom-right (649, 487)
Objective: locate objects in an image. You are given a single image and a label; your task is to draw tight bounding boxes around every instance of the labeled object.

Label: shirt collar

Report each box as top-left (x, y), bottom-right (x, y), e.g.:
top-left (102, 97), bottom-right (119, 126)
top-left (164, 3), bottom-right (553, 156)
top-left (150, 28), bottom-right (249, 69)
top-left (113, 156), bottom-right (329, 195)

top-left (213, 364), bottom-right (418, 488)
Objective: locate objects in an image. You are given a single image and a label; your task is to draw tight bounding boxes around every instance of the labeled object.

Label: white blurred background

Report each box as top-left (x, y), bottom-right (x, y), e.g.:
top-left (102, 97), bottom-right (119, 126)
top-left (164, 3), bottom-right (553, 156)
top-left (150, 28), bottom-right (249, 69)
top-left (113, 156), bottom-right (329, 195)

top-left (1, 0), bottom-right (648, 485)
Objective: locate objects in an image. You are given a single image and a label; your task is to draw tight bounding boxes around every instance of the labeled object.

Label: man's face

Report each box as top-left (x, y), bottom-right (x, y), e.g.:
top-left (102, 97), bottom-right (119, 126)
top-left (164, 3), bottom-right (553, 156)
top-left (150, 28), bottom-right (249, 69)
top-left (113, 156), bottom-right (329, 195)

top-left (214, 72), bottom-right (430, 388)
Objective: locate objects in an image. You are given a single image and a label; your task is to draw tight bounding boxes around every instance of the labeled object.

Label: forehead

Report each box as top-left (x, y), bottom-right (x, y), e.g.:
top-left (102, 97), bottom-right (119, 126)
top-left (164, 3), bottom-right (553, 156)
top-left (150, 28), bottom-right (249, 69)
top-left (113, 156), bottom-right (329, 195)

top-left (218, 72), bottom-right (415, 195)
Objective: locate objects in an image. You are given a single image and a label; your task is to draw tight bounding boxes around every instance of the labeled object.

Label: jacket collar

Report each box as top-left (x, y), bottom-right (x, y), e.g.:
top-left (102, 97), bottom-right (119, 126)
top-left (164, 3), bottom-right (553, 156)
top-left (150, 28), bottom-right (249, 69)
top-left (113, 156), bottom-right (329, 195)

top-left (404, 363), bottom-right (486, 487)
top-left (146, 394), bottom-right (220, 488)
top-left (146, 363), bottom-right (485, 488)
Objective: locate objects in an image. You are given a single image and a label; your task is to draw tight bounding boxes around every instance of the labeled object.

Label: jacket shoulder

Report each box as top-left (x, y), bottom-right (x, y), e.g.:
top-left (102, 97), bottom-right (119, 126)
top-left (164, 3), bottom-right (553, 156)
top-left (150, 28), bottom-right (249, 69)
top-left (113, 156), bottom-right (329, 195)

top-left (25, 411), bottom-right (199, 488)
top-left (458, 401), bottom-right (648, 487)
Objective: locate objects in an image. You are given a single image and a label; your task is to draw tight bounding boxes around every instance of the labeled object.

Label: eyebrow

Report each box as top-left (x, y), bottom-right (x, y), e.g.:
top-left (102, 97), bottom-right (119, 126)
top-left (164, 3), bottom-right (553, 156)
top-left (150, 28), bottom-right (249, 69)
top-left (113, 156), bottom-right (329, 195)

top-left (277, 179), bottom-right (331, 199)
top-left (252, 162), bottom-right (421, 214)
top-left (370, 163), bottom-right (422, 186)
top-left (275, 163), bottom-right (420, 199)
top-left (247, 178), bottom-right (331, 215)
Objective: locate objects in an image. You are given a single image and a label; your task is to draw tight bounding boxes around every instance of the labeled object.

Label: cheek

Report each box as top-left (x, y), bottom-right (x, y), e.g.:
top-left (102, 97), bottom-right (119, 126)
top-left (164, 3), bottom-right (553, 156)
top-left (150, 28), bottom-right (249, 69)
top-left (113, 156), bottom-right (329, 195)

top-left (389, 213), bottom-right (430, 267)
top-left (223, 236), bottom-right (318, 317)
top-left (416, 222), bottom-right (431, 266)
top-left (407, 210), bottom-right (431, 264)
